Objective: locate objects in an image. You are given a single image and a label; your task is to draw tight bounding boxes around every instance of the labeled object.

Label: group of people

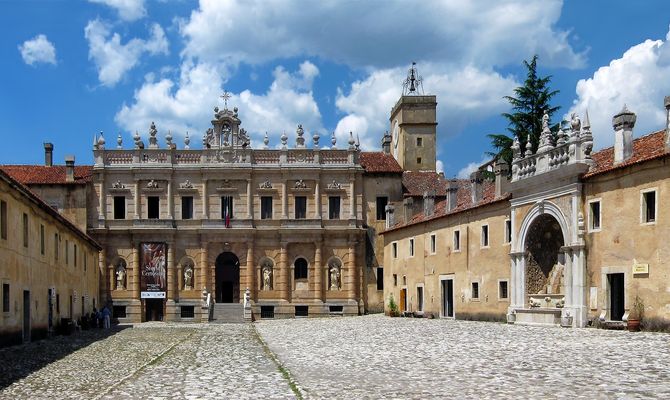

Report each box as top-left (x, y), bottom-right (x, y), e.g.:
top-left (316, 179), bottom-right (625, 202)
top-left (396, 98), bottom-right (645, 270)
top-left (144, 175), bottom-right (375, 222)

top-left (86, 305), bottom-right (112, 329)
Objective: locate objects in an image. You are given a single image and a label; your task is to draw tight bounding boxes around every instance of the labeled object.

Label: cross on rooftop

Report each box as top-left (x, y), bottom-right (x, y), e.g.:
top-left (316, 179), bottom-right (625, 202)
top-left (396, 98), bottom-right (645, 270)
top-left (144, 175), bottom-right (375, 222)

top-left (220, 91), bottom-right (231, 109)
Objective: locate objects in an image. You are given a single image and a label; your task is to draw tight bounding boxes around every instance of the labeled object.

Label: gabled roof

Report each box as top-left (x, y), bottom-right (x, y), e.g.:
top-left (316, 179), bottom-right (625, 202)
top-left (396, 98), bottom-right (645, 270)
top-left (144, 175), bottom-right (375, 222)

top-left (584, 130), bottom-right (668, 178)
top-left (402, 171), bottom-right (447, 196)
top-left (0, 165), bottom-right (93, 185)
top-left (359, 152), bottom-right (403, 173)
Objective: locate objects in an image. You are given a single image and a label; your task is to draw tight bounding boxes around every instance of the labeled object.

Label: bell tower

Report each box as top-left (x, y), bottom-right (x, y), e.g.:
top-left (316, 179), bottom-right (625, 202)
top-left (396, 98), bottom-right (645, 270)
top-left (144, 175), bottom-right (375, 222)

top-left (389, 63), bottom-right (437, 172)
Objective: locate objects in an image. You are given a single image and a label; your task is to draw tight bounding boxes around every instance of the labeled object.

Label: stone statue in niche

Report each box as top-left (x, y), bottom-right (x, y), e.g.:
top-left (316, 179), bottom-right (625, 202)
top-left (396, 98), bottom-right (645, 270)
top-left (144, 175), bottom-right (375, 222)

top-left (116, 262), bottom-right (126, 290)
top-left (184, 264), bottom-right (193, 289)
top-left (262, 264), bottom-right (273, 291)
top-left (329, 265), bottom-right (341, 290)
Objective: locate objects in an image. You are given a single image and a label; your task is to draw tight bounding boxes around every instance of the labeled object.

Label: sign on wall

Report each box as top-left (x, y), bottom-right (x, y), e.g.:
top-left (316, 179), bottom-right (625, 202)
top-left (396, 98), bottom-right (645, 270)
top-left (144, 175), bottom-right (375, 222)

top-left (140, 242), bottom-right (167, 299)
top-left (632, 263), bottom-right (649, 276)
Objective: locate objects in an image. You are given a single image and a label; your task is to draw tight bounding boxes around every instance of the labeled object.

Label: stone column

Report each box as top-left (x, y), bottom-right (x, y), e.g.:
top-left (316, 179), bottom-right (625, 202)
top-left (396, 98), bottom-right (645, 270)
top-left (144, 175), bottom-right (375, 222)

top-left (562, 248), bottom-right (573, 309)
top-left (134, 181), bottom-right (140, 219)
top-left (246, 179), bottom-right (253, 219)
top-left (279, 242), bottom-right (288, 301)
top-left (133, 244), bottom-right (141, 299)
top-left (347, 241), bottom-right (357, 301)
top-left (201, 243), bottom-right (209, 293)
top-left (314, 241), bottom-right (323, 302)
top-left (573, 247), bottom-right (587, 327)
top-left (167, 180), bottom-right (173, 219)
top-left (247, 242), bottom-right (255, 300)
top-left (202, 180), bottom-right (209, 219)
top-left (177, 263), bottom-right (183, 294)
top-left (281, 180), bottom-right (288, 219)
top-left (98, 181), bottom-right (106, 221)
top-left (349, 177), bottom-right (356, 219)
top-left (167, 244), bottom-right (175, 300)
top-left (314, 181), bottom-right (321, 219)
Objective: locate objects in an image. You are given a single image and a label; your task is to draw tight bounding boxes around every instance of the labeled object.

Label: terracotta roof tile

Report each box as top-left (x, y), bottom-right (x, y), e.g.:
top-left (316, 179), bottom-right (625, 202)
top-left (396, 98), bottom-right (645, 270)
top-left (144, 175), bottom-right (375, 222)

top-left (402, 171), bottom-right (447, 196)
top-left (359, 152), bottom-right (403, 173)
top-left (0, 165), bottom-right (93, 185)
top-left (584, 130), bottom-right (668, 178)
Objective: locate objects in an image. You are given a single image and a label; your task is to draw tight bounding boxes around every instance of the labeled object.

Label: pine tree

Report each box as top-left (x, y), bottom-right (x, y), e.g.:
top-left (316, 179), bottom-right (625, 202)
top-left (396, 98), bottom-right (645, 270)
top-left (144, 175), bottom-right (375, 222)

top-left (488, 55), bottom-right (560, 167)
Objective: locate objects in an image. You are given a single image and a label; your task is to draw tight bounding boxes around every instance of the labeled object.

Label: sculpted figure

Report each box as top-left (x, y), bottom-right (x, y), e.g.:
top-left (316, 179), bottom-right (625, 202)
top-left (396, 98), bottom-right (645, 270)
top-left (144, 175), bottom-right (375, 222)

top-left (184, 265), bottom-right (193, 289)
top-left (116, 263), bottom-right (126, 290)
top-left (330, 266), bottom-right (340, 290)
top-left (263, 266), bottom-right (273, 291)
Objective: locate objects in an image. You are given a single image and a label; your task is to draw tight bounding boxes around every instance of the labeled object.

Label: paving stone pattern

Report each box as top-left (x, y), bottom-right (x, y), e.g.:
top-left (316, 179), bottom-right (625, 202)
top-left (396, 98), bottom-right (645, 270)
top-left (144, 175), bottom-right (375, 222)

top-left (256, 315), bottom-right (670, 399)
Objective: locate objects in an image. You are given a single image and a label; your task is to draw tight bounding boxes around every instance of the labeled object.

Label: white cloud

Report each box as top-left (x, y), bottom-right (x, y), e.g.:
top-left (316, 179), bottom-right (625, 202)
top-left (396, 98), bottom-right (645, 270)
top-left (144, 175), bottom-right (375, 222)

top-left (569, 26), bottom-right (670, 149)
top-left (18, 34), bottom-right (57, 65)
top-left (180, 0), bottom-right (584, 69)
top-left (115, 61), bottom-right (323, 147)
top-left (89, 0), bottom-right (146, 22)
top-left (456, 155), bottom-right (490, 179)
top-left (85, 19), bottom-right (168, 87)
top-left (335, 64), bottom-right (518, 150)
top-left (436, 160), bottom-right (444, 174)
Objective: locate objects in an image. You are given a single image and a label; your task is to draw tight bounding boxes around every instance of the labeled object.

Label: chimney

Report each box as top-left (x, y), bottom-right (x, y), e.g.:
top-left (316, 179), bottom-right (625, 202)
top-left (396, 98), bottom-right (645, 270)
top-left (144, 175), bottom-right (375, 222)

top-left (423, 191), bottom-right (435, 217)
top-left (381, 131), bottom-right (392, 154)
top-left (494, 159), bottom-right (510, 198)
top-left (664, 96), bottom-right (670, 151)
top-left (470, 170), bottom-right (485, 204)
top-left (446, 180), bottom-right (459, 211)
top-left (65, 155), bottom-right (75, 183)
top-left (385, 204), bottom-right (395, 228)
top-left (612, 105), bottom-right (636, 164)
top-left (44, 143), bottom-right (54, 166)
top-left (403, 197), bottom-right (414, 223)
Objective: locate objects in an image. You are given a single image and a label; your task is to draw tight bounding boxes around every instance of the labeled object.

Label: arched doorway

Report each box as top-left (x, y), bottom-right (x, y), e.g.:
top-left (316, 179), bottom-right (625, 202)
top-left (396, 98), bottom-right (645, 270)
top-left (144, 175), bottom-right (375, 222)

top-left (215, 252), bottom-right (240, 303)
top-left (524, 214), bottom-right (565, 298)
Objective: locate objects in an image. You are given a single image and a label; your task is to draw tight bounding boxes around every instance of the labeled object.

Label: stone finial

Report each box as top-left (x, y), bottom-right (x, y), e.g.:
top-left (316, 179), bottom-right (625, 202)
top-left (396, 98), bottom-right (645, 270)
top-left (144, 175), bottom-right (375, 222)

top-left (166, 130), bottom-right (173, 148)
top-left (263, 132), bottom-right (270, 149)
top-left (133, 131), bottom-right (141, 148)
top-left (97, 131), bottom-right (106, 149)
top-left (348, 131), bottom-right (355, 149)
top-left (148, 122), bottom-right (159, 149)
top-left (117, 133), bottom-right (123, 149)
top-left (280, 131), bottom-right (288, 148)
top-left (331, 132), bottom-right (337, 149)
top-left (582, 109), bottom-right (591, 132)
top-left (295, 124), bottom-right (305, 148)
top-left (184, 132), bottom-right (190, 150)
top-left (312, 131), bottom-right (320, 148)
top-left (355, 133), bottom-right (361, 151)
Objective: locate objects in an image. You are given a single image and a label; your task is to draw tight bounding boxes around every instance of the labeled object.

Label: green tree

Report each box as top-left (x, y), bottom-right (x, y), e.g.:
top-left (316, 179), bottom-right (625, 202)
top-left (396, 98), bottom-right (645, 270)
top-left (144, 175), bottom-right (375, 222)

top-left (488, 55), bottom-right (560, 167)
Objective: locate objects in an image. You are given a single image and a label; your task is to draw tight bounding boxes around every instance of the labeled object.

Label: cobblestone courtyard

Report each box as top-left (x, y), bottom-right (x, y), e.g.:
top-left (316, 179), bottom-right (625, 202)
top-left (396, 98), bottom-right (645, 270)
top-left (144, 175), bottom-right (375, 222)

top-left (1, 315), bottom-right (669, 399)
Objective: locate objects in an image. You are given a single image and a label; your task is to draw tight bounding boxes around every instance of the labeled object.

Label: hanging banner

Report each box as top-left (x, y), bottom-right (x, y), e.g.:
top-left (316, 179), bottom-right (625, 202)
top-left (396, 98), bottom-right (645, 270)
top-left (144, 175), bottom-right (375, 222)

top-left (140, 242), bottom-right (167, 299)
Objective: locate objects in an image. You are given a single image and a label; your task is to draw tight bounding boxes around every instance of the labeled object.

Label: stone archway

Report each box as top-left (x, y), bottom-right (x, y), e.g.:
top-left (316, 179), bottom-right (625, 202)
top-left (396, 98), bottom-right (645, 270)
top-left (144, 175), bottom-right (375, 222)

top-left (524, 214), bottom-right (565, 304)
top-left (215, 252), bottom-right (240, 303)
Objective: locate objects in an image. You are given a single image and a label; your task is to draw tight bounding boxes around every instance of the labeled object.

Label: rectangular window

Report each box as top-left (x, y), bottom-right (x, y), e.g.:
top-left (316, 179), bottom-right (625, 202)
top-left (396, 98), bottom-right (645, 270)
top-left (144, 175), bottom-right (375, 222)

top-left (409, 238), bottom-right (415, 257)
top-left (40, 224), bottom-right (45, 255)
top-left (65, 240), bottom-right (69, 265)
top-left (295, 306), bottom-right (309, 317)
top-left (147, 196), bottom-right (160, 219)
top-left (261, 196), bottom-right (273, 219)
top-left (22, 213), bottom-right (28, 248)
top-left (642, 190), bottom-right (656, 223)
top-left (376, 196), bottom-right (388, 220)
top-left (294, 196), bottom-right (307, 219)
top-left (589, 200), bottom-right (601, 230)
top-left (417, 157), bottom-right (422, 165)
top-left (180, 306), bottom-right (195, 318)
top-left (113, 196), bottom-right (125, 219)
top-left (430, 234), bottom-right (436, 254)
top-left (113, 305), bottom-right (127, 318)
top-left (376, 267), bottom-right (384, 290)
top-left (393, 274), bottom-right (398, 287)
top-left (56, 293), bottom-right (60, 313)
top-left (0, 200), bottom-right (7, 240)
top-left (54, 233), bottom-right (59, 261)
top-left (392, 242), bottom-right (398, 258)
top-left (182, 196), bottom-right (194, 220)
top-left (328, 196), bottom-right (341, 219)
top-left (499, 281), bottom-right (509, 300)
top-left (2, 283), bottom-right (9, 313)
top-left (453, 230), bottom-right (460, 251)
top-left (504, 220), bottom-right (512, 244)
top-left (416, 137), bottom-right (423, 147)
top-left (84, 253), bottom-right (87, 272)
top-left (221, 196), bottom-right (233, 220)
top-left (74, 244), bottom-right (77, 267)
top-left (472, 282), bottom-right (480, 300)
top-left (417, 286), bottom-right (424, 311)
top-left (481, 225), bottom-right (489, 247)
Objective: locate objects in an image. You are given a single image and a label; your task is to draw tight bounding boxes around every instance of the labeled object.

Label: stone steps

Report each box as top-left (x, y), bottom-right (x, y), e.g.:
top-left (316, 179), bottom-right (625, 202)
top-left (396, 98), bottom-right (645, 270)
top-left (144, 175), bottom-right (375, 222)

top-left (210, 303), bottom-right (246, 324)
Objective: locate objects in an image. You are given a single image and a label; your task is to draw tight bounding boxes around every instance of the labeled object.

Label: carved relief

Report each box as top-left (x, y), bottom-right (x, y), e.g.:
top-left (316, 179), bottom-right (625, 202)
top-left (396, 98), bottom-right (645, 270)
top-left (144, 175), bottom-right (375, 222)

top-left (326, 180), bottom-right (342, 190)
top-left (146, 179), bottom-right (159, 189)
top-left (294, 179), bottom-right (307, 189)
top-left (259, 179), bottom-right (272, 189)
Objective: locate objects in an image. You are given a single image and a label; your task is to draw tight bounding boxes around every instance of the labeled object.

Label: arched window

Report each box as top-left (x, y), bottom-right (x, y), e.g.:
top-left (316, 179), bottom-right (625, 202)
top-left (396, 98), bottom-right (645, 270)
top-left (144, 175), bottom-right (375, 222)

top-left (294, 257), bottom-right (308, 280)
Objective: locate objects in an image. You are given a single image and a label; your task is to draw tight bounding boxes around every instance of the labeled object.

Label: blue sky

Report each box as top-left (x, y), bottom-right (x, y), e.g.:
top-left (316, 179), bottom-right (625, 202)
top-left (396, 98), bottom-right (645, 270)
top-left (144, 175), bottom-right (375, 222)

top-left (2, 1), bottom-right (670, 177)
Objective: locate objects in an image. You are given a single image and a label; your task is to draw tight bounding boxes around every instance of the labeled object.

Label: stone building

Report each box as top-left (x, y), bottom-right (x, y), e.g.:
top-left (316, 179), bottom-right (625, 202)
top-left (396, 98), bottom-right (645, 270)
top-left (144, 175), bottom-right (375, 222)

top-left (0, 168), bottom-right (101, 347)
top-left (382, 98), bottom-right (670, 328)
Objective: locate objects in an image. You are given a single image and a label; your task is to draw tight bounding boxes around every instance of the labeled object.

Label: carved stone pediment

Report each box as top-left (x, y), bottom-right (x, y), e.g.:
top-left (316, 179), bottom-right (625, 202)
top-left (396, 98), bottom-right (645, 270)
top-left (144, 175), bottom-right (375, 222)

top-left (178, 179), bottom-right (198, 192)
top-left (325, 180), bottom-right (345, 191)
top-left (109, 180), bottom-right (130, 192)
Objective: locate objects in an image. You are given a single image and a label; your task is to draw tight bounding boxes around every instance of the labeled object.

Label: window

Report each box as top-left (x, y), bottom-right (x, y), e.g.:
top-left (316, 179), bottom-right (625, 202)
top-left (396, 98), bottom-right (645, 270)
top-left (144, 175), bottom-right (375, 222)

top-left (54, 233), bottom-right (59, 260)
top-left (499, 281), bottom-right (509, 300)
top-left (56, 293), bottom-right (60, 313)
top-left (376, 267), bottom-right (384, 290)
top-left (113, 196), bottom-right (125, 219)
top-left (294, 196), bottom-right (307, 219)
top-left (504, 219), bottom-right (512, 244)
top-left (294, 258), bottom-right (308, 280)
top-left (409, 238), bottom-right (415, 257)
top-left (392, 242), bottom-right (398, 258)
top-left (453, 230), bottom-right (460, 251)
top-left (0, 200), bottom-right (6, 240)
top-left (22, 213), bottom-right (28, 248)
top-left (182, 196), bottom-right (193, 220)
top-left (430, 234), bottom-right (436, 254)
top-left (221, 196), bottom-right (233, 220)
top-left (74, 244), bottom-right (77, 267)
top-left (589, 200), bottom-right (601, 230)
top-left (417, 157), bottom-right (422, 165)
top-left (260, 196), bottom-right (273, 219)
top-left (295, 306), bottom-right (309, 317)
top-left (416, 137), bottom-right (423, 147)
top-left (417, 286), bottom-right (424, 311)
top-left (147, 196), bottom-right (160, 219)
top-left (113, 305), bottom-right (127, 318)
top-left (260, 305), bottom-right (275, 319)
top-left (471, 282), bottom-right (480, 300)
top-left (40, 224), bottom-right (45, 255)
top-left (328, 196), bottom-right (340, 219)
top-left (393, 274), bottom-right (398, 286)
top-left (2, 283), bottom-right (9, 313)
top-left (642, 190), bottom-right (656, 223)
top-left (180, 305), bottom-right (195, 318)
top-left (84, 253), bottom-right (87, 272)
top-left (481, 225), bottom-right (489, 247)
top-left (65, 240), bottom-right (69, 264)
top-left (376, 196), bottom-right (388, 220)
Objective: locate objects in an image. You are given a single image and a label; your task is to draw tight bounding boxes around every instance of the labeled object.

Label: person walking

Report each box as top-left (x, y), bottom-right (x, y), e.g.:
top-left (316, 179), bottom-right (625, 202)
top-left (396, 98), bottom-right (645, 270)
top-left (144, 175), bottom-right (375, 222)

top-left (102, 305), bottom-right (111, 329)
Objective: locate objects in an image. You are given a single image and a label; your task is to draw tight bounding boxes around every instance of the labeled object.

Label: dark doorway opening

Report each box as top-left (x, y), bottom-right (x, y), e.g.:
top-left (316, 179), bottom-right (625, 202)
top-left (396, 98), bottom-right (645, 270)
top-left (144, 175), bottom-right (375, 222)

top-left (442, 279), bottom-right (454, 318)
top-left (216, 252), bottom-right (240, 303)
top-left (145, 299), bottom-right (164, 321)
top-left (608, 273), bottom-right (625, 321)
top-left (23, 290), bottom-right (30, 343)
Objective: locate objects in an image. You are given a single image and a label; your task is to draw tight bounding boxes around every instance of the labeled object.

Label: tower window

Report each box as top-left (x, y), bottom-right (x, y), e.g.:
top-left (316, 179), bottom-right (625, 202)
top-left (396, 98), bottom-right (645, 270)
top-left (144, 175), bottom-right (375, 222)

top-left (430, 234), bottom-right (436, 254)
top-left (481, 225), bottom-right (489, 247)
top-left (376, 267), bottom-right (384, 290)
top-left (376, 196), bottom-right (388, 220)
top-left (409, 238), bottom-right (415, 257)
top-left (416, 137), bottom-right (423, 147)
top-left (40, 224), bottom-right (45, 255)
top-left (589, 200), bottom-right (601, 230)
top-left (472, 282), bottom-right (480, 300)
top-left (392, 242), bottom-right (398, 258)
top-left (642, 190), bottom-right (656, 224)
top-left (453, 230), bottom-right (460, 251)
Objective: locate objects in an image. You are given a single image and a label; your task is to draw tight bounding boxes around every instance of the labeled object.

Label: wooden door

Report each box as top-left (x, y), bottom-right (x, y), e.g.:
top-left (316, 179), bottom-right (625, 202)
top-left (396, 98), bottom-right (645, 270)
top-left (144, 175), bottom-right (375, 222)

top-left (399, 288), bottom-right (406, 313)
